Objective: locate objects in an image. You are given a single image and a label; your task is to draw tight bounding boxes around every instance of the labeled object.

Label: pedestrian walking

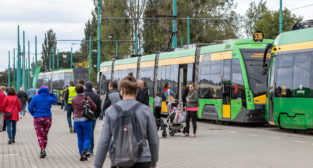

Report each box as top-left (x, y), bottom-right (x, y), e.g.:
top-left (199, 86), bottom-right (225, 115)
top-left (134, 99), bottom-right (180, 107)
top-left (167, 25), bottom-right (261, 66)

top-left (0, 88), bottom-right (21, 144)
top-left (72, 84), bottom-right (97, 161)
top-left (60, 86), bottom-right (66, 110)
top-left (95, 72), bottom-right (159, 168)
top-left (84, 81), bottom-right (101, 156)
top-left (0, 88), bottom-right (6, 132)
top-left (28, 86), bottom-right (58, 158)
top-left (185, 82), bottom-right (199, 138)
top-left (65, 81), bottom-right (77, 133)
top-left (136, 80), bottom-right (149, 106)
top-left (17, 87), bottom-right (28, 118)
top-left (26, 87), bottom-right (36, 104)
top-left (100, 81), bottom-right (121, 117)
top-left (153, 93), bottom-right (162, 119)
top-left (63, 85), bottom-right (69, 111)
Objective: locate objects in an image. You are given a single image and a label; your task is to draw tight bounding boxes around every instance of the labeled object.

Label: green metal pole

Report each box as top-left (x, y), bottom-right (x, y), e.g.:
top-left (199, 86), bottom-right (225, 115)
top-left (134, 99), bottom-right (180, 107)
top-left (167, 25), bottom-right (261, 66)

top-left (17, 26), bottom-right (21, 91)
top-left (28, 41), bottom-right (30, 90)
top-left (35, 36), bottom-right (37, 69)
top-left (89, 36), bottom-right (92, 81)
top-left (52, 45), bottom-right (55, 72)
top-left (8, 51), bottom-right (10, 88)
top-left (115, 40), bottom-right (118, 59)
top-left (71, 47), bottom-right (73, 69)
top-left (279, 0), bottom-right (283, 33)
top-left (135, 30), bottom-right (138, 55)
top-left (13, 49), bottom-right (16, 90)
top-left (23, 31), bottom-right (26, 91)
top-left (97, 0), bottom-right (101, 73)
top-left (32, 56), bottom-right (34, 76)
top-left (49, 50), bottom-right (51, 71)
top-left (172, 0), bottom-right (177, 48)
top-left (181, 37), bottom-right (183, 48)
top-left (187, 16), bottom-right (190, 45)
top-left (57, 49), bottom-right (59, 70)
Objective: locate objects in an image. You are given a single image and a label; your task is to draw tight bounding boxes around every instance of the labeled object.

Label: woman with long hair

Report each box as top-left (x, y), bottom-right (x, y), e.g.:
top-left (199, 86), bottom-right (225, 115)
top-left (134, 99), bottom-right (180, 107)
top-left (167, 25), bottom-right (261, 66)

top-left (0, 88), bottom-right (21, 144)
top-left (185, 82), bottom-right (199, 138)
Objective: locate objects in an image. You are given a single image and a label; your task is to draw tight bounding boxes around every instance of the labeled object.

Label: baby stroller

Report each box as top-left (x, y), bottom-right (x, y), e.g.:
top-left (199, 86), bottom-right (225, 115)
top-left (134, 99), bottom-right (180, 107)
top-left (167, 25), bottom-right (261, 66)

top-left (163, 102), bottom-right (186, 137)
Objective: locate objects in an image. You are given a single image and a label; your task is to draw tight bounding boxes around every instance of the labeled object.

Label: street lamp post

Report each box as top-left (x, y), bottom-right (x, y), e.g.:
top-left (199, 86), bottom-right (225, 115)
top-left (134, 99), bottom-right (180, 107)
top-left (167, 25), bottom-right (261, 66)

top-left (17, 26), bottom-right (21, 91)
top-left (23, 31), bottom-right (26, 91)
top-left (97, 0), bottom-right (101, 73)
top-left (8, 51), bottom-right (10, 88)
top-left (71, 47), bottom-right (73, 69)
top-left (172, 0), bottom-right (177, 48)
top-left (280, 0), bottom-right (283, 33)
top-left (13, 49), bottom-right (16, 90)
top-left (28, 41), bottom-right (30, 90)
top-left (89, 36), bottom-right (92, 81)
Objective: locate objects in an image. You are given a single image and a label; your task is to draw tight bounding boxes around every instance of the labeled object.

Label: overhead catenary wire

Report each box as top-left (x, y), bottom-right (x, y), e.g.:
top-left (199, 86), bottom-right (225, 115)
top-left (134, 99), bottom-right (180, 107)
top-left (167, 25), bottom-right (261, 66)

top-left (290, 3), bottom-right (313, 11)
top-left (101, 17), bottom-right (232, 21)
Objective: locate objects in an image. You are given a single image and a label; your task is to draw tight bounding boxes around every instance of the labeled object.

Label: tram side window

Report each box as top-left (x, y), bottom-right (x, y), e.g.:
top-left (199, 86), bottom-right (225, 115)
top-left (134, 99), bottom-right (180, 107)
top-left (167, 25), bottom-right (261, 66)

top-left (231, 59), bottom-right (245, 100)
top-left (275, 55), bottom-right (293, 97)
top-left (157, 65), bottom-right (178, 97)
top-left (198, 61), bottom-right (211, 98)
top-left (187, 63), bottom-right (194, 83)
top-left (140, 67), bottom-right (154, 96)
top-left (210, 60), bottom-right (223, 98)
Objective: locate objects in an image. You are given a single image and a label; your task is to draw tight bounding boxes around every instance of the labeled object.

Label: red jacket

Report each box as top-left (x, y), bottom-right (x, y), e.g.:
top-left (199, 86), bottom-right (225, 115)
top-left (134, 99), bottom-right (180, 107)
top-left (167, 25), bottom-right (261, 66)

top-left (0, 91), bottom-right (6, 112)
top-left (1, 95), bottom-right (22, 121)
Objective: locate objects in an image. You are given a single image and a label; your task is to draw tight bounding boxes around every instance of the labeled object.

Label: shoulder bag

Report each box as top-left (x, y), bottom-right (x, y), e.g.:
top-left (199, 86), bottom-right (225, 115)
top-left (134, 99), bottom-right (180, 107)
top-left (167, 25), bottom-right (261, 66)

top-left (5, 98), bottom-right (18, 119)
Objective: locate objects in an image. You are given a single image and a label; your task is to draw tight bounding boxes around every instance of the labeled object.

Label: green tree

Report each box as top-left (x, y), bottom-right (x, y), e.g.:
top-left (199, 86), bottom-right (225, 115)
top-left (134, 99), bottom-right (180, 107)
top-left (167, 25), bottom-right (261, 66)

top-left (244, 0), bottom-right (269, 38)
top-left (254, 8), bottom-right (303, 39)
top-left (143, 0), bottom-right (240, 54)
top-left (41, 29), bottom-right (57, 72)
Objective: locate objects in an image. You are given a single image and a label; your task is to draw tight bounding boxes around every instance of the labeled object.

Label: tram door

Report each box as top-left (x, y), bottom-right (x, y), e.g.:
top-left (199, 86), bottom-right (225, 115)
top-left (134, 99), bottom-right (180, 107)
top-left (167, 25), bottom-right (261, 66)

top-left (222, 60), bottom-right (232, 119)
top-left (178, 64), bottom-right (188, 104)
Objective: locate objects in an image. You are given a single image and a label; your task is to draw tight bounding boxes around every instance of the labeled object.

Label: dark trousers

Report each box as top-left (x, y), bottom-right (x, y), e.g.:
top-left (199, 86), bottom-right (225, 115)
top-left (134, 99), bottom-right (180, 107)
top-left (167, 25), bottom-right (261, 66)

top-left (185, 111), bottom-right (197, 134)
top-left (111, 162), bottom-right (150, 168)
top-left (67, 104), bottom-right (74, 129)
top-left (6, 119), bottom-right (17, 140)
top-left (154, 106), bottom-right (161, 119)
top-left (27, 98), bottom-right (32, 104)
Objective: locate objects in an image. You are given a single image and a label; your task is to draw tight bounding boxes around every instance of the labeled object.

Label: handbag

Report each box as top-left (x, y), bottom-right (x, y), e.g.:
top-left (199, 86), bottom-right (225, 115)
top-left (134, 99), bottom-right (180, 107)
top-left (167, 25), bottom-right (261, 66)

top-left (5, 98), bottom-right (18, 119)
top-left (167, 89), bottom-right (176, 103)
top-left (82, 96), bottom-right (96, 120)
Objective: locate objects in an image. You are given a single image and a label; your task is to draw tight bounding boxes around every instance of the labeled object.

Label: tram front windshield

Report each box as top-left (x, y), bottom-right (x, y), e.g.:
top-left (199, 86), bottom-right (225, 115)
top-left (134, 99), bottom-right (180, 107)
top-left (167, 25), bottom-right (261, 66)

top-left (241, 49), bottom-right (269, 97)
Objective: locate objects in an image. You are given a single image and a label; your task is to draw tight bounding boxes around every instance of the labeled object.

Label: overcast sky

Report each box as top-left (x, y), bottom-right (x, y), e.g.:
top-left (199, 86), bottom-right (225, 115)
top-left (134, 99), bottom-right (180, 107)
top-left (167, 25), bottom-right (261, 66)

top-left (0, 0), bottom-right (313, 72)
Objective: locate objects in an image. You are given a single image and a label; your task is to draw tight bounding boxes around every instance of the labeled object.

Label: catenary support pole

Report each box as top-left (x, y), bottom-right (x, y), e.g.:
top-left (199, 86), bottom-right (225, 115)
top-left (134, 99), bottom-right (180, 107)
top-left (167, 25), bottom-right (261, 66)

top-left (8, 51), bottom-right (10, 88)
top-left (71, 47), bottom-right (73, 69)
top-left (17, 26), bottom-right (21, 91)
top-left (52, 45), bottom-right (55, 72)
top-left (115, 40), bottom-right (118, 59)
top-left (135, 30), bottom-right (138, 55)
top-left (35, 36), bottom-right (37, 69)
top-left (280, 0), bottom-right (283, 33)
top-left (28, 41), bottom-right (30, 90)
top-left (97, 0), bottom-right (101, 73)
top-left (57, 49), bottom-right (59, 70)
top-left (172, 0), bottom-right (177, 48)
top-left (89, 36), bottom-right (92, 81)
top-left (23, 31), bottom-right (26, 91)
top-left (13, 49), bottom-right (16, 90)
top-left (187, 16), bottom-right (190, 44)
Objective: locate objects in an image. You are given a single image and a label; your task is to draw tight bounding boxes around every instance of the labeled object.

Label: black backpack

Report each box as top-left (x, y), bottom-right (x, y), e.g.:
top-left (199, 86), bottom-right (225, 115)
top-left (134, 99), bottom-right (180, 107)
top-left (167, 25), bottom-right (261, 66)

top-left (82, 96), bottom-right (96, 120)
top-left (110, 103), bottom-right (145, 167)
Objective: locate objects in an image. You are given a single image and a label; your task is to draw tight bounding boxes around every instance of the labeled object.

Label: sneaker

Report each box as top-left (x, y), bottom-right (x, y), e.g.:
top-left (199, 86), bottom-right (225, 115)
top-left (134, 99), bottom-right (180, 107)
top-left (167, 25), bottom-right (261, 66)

top-left (86, 152), bottom-right (93, 157)
top-left (80, 150), bottom-right (88, 161)
top-left (8, 140), bottom-right (12, 144)
top-left (40, 150), bottom-right (47, 158)
top-left (70, 128), bottom-right (74, 133)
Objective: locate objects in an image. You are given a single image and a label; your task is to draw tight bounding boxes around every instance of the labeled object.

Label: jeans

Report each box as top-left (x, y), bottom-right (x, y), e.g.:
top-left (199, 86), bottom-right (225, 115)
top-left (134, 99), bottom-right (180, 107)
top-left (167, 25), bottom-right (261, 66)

top-left (87, 120), bottom-right (96, 153)
top-left (20, 103), bottom-right (26, 117)
top-left (185, 111), bottom-right (197, 134)
top-left (67, 104), bottom-right (74, 129)
top-left (111, 162), bottom-right (150, 168)
top-left (34, 117), bottom-right (52, 151)
top-left (61, 100), bottom-right (64, 109)
top-left (74, 120), bottom-right (92, 155)
top-left (6, 119), bottom-right (17, 140)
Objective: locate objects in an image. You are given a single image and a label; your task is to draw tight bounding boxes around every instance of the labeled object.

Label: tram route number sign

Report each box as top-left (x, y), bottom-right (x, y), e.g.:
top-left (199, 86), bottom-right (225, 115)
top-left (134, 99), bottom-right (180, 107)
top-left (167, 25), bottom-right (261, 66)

top-left (253, 31), bottom-right (264, 42)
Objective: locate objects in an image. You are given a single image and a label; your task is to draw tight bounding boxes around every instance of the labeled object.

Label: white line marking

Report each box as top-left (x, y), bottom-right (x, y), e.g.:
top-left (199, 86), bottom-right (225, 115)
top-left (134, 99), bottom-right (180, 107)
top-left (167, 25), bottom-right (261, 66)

top-left (230, 131), bottom-right (238, 134)
top-left (269, 137), bottom-right (281, 140)
top-left (0, 154), bottom-right (17, 157)
top-left (247, 134), bottom-right (258, 137)
top-left (294, 140), bottom-right (306, 144)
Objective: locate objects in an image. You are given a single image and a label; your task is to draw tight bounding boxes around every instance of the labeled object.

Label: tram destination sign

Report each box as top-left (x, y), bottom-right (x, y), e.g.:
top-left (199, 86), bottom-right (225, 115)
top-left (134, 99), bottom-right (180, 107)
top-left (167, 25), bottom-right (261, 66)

top-left (253, 31), bottom-right (264, 42)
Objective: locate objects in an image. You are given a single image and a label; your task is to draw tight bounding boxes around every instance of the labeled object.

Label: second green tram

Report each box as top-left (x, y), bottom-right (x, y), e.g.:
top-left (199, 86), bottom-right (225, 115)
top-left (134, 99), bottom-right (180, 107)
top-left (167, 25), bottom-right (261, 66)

top-left (263, 25), bottom-right (313, 130)
top-left (33, 67), bottom-right (89, 102)
top-left (99, 38), bottom-right (273, 123)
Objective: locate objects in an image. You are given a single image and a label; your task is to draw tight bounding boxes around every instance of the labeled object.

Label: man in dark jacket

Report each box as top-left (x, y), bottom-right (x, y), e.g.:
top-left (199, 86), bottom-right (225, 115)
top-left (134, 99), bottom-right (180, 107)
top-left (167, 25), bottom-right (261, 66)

top-left (136, 80), bottom-right (149, 106)
top-left (84, 81), bottom-right (101, 156)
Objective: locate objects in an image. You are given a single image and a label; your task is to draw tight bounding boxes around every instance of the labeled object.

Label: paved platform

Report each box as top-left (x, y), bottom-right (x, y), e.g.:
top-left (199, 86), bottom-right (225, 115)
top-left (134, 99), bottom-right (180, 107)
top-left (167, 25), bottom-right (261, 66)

top-left (1, 106), bottom-right (313, 168)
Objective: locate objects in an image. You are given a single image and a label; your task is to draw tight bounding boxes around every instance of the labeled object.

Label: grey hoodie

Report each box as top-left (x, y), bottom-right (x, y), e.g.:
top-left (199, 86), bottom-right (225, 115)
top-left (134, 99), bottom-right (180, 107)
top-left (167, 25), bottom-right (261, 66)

top-left (94, 99), bottom-right (159, 168)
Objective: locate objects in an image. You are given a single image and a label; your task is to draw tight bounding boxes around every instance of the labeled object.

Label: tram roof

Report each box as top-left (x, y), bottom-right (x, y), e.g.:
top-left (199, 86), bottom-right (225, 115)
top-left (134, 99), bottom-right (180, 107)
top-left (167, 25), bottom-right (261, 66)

top-left (274, 27), bottom-right (313, 45)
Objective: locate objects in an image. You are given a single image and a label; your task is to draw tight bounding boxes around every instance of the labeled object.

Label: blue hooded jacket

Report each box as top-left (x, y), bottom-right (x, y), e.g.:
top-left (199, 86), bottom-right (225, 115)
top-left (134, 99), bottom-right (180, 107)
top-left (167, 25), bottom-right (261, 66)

top-left (28, 87), bottom-right (58, 118)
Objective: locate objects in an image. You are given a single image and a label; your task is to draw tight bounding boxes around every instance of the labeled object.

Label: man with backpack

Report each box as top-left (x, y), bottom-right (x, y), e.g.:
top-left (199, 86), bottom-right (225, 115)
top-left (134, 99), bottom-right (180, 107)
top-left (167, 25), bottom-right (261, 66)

top-left (100, 81), bottom-right (121, 118)
top-left (95, 72), bottom-right (159, 168)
